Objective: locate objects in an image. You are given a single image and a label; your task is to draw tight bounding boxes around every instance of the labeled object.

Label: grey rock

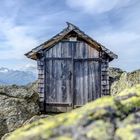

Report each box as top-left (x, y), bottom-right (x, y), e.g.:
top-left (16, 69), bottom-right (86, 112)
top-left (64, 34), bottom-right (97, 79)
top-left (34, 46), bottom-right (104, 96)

top-left (0, 85), bottom-right (39, 139)
top-left (109, 68), bottom-right (140, 95)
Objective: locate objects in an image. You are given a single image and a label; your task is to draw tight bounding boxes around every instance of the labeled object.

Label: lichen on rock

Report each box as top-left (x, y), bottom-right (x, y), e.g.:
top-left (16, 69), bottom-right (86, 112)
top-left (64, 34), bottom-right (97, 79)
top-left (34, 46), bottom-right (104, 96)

top-left (110, 69), bottom-right (140, 95)
top-left (0, 84), bottom-right (39, 139)
top-left (5, 84), bottom-right (140, 140)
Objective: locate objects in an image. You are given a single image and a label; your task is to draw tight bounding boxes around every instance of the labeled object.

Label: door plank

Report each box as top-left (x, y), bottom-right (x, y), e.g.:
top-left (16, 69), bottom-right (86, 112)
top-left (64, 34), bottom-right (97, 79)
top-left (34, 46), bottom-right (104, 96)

top-left (83, 61), bottom-right (88, 103)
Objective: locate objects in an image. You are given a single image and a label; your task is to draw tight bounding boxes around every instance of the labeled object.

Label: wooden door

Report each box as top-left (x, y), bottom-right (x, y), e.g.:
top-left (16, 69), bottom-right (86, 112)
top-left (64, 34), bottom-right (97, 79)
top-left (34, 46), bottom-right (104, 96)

top-left (73, 41), bottom-right (101, 107)
top-left (74, 60), bottom-right (101, 106)
top-left (45, 59), bottom-right (72, 106)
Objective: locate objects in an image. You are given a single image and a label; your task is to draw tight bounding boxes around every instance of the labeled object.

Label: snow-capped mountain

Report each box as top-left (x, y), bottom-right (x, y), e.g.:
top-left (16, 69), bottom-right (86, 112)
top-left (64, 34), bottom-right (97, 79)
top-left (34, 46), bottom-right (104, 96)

top-left (0, 67), bottom-right (9, 73)
top-left (0, 67), bottom-right (37, 85)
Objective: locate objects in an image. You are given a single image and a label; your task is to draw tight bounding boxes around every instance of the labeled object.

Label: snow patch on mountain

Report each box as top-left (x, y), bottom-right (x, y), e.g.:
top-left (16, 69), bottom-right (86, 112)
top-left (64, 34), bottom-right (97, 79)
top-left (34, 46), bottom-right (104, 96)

top-left (0, 67), bottom-right (37, 85)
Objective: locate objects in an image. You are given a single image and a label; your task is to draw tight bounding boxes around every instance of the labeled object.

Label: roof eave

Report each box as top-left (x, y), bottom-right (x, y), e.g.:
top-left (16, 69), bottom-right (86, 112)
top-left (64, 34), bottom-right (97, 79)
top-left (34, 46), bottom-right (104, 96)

top-left (24, 52), bottom-right (37, 60)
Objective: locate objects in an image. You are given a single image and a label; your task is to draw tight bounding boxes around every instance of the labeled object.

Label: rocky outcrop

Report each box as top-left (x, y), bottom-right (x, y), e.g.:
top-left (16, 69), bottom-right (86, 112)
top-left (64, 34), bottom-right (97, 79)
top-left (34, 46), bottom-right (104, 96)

top-left (1, 115), bottom-right (50, 140)
top-left (109, 67), bottom-right (125, 81)
top-left (110, 68), bottom-right (140, 95)
top-left (5, 85), bottom-right (140, 140)
top-left (109, 67), bottom-right (124, 84)
top-left (26, 80), bottom-right (38, 93)
top-left (0, 85), bottom-right (39, 139)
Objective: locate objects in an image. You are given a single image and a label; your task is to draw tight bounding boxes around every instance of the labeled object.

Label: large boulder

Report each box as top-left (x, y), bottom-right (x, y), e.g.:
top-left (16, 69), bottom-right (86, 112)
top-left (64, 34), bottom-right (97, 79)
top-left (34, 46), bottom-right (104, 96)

top-left (5, 85), bottom-right (140, 140)
top-left (110, 69), bottom-right (140, 95)
top-left (0, 85), bottom-right (39, 139)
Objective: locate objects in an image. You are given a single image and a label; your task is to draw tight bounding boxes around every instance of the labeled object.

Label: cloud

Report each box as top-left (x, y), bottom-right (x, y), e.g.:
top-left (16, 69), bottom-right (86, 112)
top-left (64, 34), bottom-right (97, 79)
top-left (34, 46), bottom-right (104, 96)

top-left (66, 0), bottom-right (131, 14)
top-left (20, 63), bottom-right (37, 73)
top-left (0, 0), bottom-right (39, 60)
top-left (81, 0), bottom-right (140, 71)
top-left (91, 29), bottom-right (140, 71)
top-left (95, 31), bottom-right (140, 55)
top-left (0, 19), bottom-right (38, 59)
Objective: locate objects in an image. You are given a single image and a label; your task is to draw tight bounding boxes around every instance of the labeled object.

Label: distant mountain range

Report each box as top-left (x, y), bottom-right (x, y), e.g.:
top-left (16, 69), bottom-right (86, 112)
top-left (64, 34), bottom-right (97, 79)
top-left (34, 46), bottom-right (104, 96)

top-left (0, 67), bottom-right (37, 85)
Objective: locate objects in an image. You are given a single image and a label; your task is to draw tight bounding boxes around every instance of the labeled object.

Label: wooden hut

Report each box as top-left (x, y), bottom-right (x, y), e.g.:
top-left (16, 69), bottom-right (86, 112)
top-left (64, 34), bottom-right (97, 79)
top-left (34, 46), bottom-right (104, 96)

top-left (25, 22), bottom-right (118, 112)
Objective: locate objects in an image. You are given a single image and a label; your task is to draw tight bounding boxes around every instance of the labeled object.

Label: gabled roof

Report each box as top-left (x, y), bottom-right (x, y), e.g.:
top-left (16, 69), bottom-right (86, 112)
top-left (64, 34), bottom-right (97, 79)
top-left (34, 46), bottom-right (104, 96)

top-left (25, 22), bottom-right (118, 61)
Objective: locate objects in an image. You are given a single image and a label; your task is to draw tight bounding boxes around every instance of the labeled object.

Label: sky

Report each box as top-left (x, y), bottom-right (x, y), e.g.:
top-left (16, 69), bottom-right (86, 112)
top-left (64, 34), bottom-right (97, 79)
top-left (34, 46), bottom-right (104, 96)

top-left (0, 0), bottom-right (140, 72)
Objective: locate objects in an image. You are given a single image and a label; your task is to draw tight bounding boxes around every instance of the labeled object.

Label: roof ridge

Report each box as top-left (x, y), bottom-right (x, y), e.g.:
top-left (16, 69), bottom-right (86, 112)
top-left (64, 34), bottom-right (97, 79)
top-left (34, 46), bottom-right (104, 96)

top-left (66, 22), bottom-right (79, 30)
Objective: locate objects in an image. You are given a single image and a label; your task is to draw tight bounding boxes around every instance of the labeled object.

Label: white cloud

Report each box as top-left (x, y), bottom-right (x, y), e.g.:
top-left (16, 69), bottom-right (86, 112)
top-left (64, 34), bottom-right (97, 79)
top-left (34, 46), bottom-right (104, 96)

top-left (91, 30), bottom-right (140, 71)
top-left (66, 0), bottom-right (131, 14)
top-left (20, 63), bottom-right (37, 73)
top-left (96, 31), bottom-right (140, 49)
top-left (0, 0), bottom-right (39, 60)
top-left (0, 18), bottom-right (38, 59)
top-left (81, 0), bottom-right (140, 71)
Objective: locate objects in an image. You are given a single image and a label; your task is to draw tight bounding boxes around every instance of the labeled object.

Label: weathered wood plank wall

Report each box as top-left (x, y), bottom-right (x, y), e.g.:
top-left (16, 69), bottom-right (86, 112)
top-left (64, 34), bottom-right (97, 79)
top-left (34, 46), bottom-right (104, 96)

top-left (101, 52), bottom-right (110, 95)
top-left (37, 57), bottom-right (45, 111)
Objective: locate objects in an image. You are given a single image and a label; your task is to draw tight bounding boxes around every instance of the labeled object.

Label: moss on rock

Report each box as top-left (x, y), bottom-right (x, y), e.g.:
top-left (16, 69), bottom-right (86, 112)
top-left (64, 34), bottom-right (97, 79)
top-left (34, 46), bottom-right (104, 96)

top-left (6, 85), bottom-right (140, 140)
top-left (116, 124), bottom-right (140, 140)
top-left (86, 120), bottom-right (114, 140)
